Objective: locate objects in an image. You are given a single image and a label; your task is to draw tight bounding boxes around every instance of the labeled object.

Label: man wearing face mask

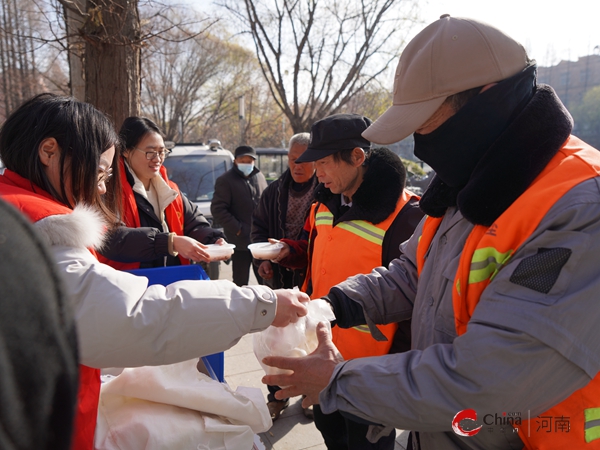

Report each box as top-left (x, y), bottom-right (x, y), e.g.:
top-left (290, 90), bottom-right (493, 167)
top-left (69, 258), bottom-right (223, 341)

top-left (211, 145), bottom-right (268, 286)
top-left (261, 15), bottom-right (600, 450)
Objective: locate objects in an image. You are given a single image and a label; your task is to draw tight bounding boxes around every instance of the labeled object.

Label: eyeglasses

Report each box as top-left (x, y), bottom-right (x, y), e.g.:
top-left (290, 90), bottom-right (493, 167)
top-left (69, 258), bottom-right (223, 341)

top-left (133, 147), bottom-right (172, 160)
top-left (98, 167), bottom-right (113, 185)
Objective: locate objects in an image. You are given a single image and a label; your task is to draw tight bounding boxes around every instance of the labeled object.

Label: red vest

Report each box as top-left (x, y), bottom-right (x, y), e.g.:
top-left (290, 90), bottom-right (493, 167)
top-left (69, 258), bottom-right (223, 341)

top-left (0, 169), bottom-right (100, 450)
top-left (303, 189), bottom-right (417, 359)
top-left (99, 158), bottom-right (187, 269)
top-left (417, 137), bottom-right (600, 449)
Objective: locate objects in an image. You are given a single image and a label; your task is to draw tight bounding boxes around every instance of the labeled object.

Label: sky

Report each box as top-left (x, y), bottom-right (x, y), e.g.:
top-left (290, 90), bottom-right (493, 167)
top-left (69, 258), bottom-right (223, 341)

top-left (416, 0), bottom-right (600, 66)
top-left (196, 0), bottom-right (600, 67)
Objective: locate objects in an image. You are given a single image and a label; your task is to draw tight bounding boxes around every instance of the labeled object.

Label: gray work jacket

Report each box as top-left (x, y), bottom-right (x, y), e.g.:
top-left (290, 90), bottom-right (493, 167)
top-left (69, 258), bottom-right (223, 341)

top-left (321, 177), bottom-right (600, 450)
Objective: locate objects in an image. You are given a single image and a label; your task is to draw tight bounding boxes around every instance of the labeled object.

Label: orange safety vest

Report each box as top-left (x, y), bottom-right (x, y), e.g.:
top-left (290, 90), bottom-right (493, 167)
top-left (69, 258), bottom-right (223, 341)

top-left (99, 158), bottom-right (187, 270)
top-left (0, 169), bottom-right (101, 450)
top-left (417, 136), bottom-right (600, 449)
top-left (303, 189), bottom-right (416, 359)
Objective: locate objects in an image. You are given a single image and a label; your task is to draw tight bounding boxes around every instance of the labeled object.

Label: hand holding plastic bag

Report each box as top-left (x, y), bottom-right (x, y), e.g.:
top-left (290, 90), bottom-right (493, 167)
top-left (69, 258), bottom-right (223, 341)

top-left (253, 297), bottom-right (335, 375)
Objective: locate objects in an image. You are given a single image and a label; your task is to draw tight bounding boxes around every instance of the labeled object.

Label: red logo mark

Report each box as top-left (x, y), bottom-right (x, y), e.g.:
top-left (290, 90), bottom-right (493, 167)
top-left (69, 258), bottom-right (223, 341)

top-left (452, 409), bottom-right (483, 437)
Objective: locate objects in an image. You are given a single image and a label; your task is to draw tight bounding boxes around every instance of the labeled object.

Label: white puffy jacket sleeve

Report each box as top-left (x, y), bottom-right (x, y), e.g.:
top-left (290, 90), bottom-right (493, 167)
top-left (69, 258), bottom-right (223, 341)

top-left (54, 246), bottom-right (275, 368)
top-left (31, 205), bottom-right (276, 369)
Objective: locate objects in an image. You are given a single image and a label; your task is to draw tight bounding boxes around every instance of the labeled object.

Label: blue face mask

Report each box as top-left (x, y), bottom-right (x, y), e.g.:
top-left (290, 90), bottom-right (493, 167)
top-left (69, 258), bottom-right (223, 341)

top-left (237, 163), bottom-right (254, 177)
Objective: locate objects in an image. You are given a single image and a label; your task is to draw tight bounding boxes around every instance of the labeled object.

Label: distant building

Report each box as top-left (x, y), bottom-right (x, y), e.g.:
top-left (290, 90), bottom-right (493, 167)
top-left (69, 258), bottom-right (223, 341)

top-left (538, 53), bottom-right (600, 108)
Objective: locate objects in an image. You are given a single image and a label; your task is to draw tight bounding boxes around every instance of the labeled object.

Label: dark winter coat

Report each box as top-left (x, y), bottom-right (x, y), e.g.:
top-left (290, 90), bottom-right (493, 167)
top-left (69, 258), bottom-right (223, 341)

top-left (211, 165), bottom-right (268, 250)
top-left (251, 168), bottom-right (318, 289)
top-left (0, 198), bottom-right (78, 450)
top-left (99, 164), bottom-right (224, 268)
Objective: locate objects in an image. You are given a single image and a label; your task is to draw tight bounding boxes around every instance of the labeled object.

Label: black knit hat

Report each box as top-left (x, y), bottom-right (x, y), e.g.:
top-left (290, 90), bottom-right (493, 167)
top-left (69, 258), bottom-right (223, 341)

top-left (296, 113), bottom-right (372, 163)
top-left (234, 145), bottom-right (257, 159)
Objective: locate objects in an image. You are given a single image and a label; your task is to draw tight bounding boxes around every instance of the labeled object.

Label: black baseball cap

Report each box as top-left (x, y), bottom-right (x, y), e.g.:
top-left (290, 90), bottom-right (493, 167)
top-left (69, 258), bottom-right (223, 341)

top-left (234, 145), bottom-right (257, 159)
top-left (296, 113), bottom-right (372, 163)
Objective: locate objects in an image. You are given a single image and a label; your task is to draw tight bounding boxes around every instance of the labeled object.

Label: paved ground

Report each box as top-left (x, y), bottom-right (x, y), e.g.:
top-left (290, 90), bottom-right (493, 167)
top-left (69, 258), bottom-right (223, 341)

top-left (217, 261), bottom-right (410, 450)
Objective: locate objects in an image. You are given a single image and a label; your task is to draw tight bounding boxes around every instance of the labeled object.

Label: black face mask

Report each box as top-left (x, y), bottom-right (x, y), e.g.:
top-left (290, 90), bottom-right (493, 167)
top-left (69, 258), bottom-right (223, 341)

top-left (413, 64), bottom-right (537, 187)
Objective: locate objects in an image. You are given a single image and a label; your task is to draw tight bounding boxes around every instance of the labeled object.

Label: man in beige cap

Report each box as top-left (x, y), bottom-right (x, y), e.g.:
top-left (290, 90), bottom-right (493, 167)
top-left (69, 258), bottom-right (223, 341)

top-left (261, 15), bottom-right (600, 450)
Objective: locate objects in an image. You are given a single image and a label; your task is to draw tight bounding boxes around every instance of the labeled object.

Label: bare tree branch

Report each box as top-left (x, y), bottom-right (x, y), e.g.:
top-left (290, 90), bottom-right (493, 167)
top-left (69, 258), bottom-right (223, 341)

top-left (220, 0), bottom-right (421, 133)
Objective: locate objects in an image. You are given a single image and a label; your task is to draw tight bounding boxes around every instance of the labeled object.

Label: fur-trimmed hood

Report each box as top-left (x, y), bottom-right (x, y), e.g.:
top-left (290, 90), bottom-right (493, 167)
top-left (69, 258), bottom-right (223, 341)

top-left (420, 84), bottom-right (573, 226)
top-left (35, 204), bottom-right (107, 250)
top-left (315, 146), bottom-right (406, 225)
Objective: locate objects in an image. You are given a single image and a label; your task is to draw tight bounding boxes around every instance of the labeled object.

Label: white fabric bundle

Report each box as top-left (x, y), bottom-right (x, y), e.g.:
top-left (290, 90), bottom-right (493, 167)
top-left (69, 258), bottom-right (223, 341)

top-left (95, 359), bottom-right (271, 450)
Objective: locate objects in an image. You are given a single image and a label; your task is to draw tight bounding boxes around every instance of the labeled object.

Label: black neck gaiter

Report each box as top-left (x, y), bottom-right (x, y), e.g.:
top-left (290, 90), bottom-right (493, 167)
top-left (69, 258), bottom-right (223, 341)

top-left (413, 64), bottom-right (537, 187)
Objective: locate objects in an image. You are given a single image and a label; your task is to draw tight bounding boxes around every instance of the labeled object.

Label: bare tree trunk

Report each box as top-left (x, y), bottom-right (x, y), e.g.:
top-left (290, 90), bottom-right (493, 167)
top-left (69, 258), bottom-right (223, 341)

top-left (83, 0), bottom-right (140, 127)
top-left (64, 0), bottom-right (87, 100)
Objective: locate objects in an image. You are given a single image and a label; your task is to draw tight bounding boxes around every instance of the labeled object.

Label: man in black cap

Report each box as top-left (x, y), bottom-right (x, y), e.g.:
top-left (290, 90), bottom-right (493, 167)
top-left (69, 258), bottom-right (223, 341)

top-left (211, 145), bottom-right (268, 285)
top-left (275, 113), bottom-right (423, 449)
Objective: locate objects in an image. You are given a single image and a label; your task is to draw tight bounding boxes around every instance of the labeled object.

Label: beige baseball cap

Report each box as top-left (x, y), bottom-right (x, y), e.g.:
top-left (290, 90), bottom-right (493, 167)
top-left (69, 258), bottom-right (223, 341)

top-left (362, 15), bottom-right (529, 144)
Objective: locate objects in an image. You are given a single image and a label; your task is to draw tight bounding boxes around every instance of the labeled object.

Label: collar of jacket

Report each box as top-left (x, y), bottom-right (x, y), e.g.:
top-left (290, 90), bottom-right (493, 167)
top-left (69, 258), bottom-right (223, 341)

top-left (123, 160), bottom-right (178, 213)
top-left (419, 84), bottom-right (574, 226)
top-left (315, 147), bottom-right (406, 225)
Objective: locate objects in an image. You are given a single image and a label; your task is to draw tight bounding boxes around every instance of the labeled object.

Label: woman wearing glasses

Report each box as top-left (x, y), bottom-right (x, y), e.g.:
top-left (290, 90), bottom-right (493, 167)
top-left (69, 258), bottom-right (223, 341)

top-left (99, 116), bottom-right (226, 270)
top-left (0, 95), bottom-right (309, 449)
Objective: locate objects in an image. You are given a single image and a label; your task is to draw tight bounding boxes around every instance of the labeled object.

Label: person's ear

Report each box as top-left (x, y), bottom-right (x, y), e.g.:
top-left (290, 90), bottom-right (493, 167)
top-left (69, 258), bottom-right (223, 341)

top-left (351, 147), bottom-right (366, 167)
top-left (38, 138), bottom-right (60, 167)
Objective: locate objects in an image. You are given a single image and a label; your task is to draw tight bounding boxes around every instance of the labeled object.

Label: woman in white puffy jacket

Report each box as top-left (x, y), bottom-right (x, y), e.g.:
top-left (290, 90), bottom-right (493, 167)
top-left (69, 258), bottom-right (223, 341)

top-left (0, 93), bottom-right (308, 450)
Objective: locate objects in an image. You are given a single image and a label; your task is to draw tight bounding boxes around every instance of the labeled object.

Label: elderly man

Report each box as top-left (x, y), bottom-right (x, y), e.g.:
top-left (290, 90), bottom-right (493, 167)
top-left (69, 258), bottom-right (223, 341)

top-left (275, 113), bottom-right (422, 449)
top-left (251, 132), bottom-right (319, 421)
top-left (252, 132), bottom-right (317, 290)
top-left (262, 15), bottom-right (600, 450)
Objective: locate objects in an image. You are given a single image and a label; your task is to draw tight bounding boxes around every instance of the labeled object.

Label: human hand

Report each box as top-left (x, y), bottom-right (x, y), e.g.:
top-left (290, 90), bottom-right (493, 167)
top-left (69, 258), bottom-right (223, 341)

top-left (173, 235), bottom-right (211, 262)
top-left (270, 239), bottom-right (290, 263)
top-left (258, 261), bottom-right (274, 280)
top-left (262, 322), bottom-right (344, 406)
top-left (272, 288), bottom-right (310, 327)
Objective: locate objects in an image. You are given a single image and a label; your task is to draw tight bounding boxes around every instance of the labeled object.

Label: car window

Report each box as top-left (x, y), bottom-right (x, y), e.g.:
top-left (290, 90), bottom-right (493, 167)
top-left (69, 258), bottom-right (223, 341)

top-left (163, 154), bottom-right (232, 201)
top-left (256, 152), bottom-right (288, 183)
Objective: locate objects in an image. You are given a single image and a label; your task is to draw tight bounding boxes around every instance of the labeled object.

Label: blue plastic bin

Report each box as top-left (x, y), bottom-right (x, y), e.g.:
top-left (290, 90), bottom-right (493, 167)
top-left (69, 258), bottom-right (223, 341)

top-left (125, 265), bottom-right (225, 382)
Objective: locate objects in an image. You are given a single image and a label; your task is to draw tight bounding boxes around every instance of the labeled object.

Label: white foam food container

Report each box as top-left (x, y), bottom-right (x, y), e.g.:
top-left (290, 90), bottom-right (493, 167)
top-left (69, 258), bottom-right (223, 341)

top-left (247, 242), bottom-right (284, 260)
top-left (204, 243), bottom-right (236, 260)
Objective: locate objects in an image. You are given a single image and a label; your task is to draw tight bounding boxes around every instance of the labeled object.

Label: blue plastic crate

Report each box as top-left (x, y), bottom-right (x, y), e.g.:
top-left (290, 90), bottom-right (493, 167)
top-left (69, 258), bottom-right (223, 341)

top-left (125, 265), bottom-right (225, 382)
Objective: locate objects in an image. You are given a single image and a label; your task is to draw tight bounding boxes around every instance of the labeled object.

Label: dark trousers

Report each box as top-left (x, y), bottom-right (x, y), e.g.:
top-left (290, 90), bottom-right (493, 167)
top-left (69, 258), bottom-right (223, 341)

top-left (267, 384), bottom-right (289, 403)
top-left (231, 249), bottom-right (262, 286)
top-left (314, 405), bottom-right (396, 450)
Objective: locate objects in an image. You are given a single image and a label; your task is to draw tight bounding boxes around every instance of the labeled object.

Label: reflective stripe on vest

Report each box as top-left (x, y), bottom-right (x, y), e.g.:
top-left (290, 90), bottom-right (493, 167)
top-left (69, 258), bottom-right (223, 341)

top-left (305, 189), bottom-right (417, 359)
top-left (416, 137), bottom-right (600, 449)
top-left (586, 408), bottom-right (600, 443)
top-left (316, 211), bottom-right (388, 246)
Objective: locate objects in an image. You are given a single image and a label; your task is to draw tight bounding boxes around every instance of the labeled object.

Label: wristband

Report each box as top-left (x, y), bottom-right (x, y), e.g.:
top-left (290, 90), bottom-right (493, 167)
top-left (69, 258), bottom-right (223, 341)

top-left (168, 232), bottom-right (179, 257)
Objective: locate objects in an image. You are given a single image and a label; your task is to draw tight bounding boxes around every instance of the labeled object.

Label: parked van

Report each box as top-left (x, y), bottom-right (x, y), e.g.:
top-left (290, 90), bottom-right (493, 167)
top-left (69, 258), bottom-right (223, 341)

top-left (162, 141), bottom-right (234, 279)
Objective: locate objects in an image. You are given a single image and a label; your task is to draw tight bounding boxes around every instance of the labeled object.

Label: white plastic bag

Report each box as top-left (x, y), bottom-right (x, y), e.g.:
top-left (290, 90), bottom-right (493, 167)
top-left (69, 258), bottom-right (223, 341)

top-left (253, 298), bottom-right (335, 375)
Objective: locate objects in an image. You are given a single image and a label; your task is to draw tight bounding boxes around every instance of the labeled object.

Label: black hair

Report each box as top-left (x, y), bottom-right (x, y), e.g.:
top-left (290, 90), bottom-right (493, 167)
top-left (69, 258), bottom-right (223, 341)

top-left (0, 93), bottom-right (121, 223)
top-left (119, 116), bottom-right (164, 151)
top-left (443, 86), bottom-right (483, 113)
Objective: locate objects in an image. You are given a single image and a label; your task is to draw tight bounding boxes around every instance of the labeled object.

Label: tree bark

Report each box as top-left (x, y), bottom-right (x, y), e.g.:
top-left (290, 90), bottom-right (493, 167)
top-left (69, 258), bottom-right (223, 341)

top-left (83, 0), bottom-right (141, 127)
top-left (63, 0), bottom-right (87, 101)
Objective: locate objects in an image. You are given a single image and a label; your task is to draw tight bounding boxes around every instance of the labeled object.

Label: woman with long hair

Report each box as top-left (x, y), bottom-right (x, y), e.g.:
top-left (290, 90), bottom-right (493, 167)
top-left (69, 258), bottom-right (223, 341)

top-left (0, 93), bottom-right (308, 449)
top-left (99, 116), bottom-right (225, 270)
